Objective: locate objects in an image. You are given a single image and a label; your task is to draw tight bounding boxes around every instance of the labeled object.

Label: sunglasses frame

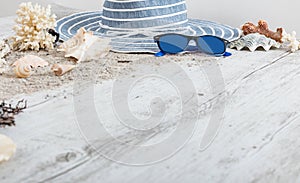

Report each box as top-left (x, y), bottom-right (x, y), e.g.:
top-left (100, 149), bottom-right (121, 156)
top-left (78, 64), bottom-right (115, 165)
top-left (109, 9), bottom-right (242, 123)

top-left (154, 33), bottom-right (229, 55)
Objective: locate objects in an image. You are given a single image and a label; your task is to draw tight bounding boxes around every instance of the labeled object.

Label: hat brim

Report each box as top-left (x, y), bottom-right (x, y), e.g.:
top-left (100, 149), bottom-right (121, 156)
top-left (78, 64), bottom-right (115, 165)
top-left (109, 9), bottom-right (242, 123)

top-left (56, 11), bottom-right (242, 53)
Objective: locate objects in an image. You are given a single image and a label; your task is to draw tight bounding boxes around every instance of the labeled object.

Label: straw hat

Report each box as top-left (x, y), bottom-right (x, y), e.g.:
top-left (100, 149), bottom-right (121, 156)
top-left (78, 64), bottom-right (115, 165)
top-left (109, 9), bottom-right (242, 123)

top-left (56, 0), bottom-right (241, 53)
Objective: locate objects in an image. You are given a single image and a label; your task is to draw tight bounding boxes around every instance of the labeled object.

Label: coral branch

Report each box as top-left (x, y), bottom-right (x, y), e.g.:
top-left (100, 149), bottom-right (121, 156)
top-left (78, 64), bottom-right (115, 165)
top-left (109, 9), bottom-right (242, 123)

top-left (242, 20), bottom-right (283, 43)
top-left (0, 100), bottom-right (27, 128)
top-left (11, 2), bottom-right (57, 51)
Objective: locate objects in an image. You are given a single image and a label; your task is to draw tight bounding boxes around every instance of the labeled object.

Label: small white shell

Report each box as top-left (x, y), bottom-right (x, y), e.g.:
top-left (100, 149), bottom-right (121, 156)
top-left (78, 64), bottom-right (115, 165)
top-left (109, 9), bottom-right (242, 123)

top-left (58, 27), bottom-right (111, 62)
top-left (0, 134), bottom-right (16, 163)
top-left (229, 33), bottom-right (281, 52)
top-left (51, 64), bottom-right (76, 76)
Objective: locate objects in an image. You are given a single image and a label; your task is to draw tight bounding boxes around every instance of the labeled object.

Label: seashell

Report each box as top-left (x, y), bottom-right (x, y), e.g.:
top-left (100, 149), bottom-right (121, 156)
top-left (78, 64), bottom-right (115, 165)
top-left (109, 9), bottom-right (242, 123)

top-left (57, 27), bottom-right (86, 53)
top-left (229, 33), bottom-right (281, 52)
top-left (51, 64), bottom-right (76, 76)
top-left (13, 55), bottom-right (49, 68)
top-left (58, 27), bottom-right (111, 62)
top-left (14, 63), bottom-right (32, 78)
top-left (13, 55), bottom-right (48, 78)
top-left (0, 134), bottom-right (16, 163)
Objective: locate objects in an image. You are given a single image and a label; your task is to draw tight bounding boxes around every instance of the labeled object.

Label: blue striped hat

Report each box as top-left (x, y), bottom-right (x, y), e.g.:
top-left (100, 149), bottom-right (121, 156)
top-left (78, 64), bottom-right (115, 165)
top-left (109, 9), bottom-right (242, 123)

top-left (56, 0), bottom-right (242, 53)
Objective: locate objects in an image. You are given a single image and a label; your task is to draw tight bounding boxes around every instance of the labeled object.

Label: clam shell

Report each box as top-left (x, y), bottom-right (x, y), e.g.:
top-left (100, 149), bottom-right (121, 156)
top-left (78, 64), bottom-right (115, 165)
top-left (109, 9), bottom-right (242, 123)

top-left (229, 33), bottom-right (281, 52)
top-left (51, 64), bottom-right (76, 76)
top-left (0, 134), bottom-right (16, 163)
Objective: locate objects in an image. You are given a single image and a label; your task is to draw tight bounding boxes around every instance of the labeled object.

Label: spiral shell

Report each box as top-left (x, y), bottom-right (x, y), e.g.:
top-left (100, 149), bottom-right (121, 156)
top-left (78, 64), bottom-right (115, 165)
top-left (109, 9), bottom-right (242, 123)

top-left (0, 134), bottom-right (16, 163)
top-left (14, 63), bottom-right (32, 78)
top-left (229, 33), bottom-right (281, 52)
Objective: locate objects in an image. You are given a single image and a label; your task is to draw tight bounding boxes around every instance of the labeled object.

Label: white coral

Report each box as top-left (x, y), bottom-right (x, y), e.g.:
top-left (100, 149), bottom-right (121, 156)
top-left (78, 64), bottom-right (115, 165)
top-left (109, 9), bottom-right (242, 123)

top-left (282, 31), bottom-right (300, 52)
top-left (11, 2), bottom-right (57, 51)
top-left (0, 39), bottom-right (10, 74)
top-left (0, 39), bottom-right (10, 59)
top-left (0, 59), bottom-right (6, 74)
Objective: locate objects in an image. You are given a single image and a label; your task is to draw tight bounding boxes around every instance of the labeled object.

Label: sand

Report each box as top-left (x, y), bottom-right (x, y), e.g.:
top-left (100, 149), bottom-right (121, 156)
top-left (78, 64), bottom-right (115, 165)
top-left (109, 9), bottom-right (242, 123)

top-left (0, 46), bottom-right (214, 100)
top-left (0, 49), bottom-right (138, 100)
top-left (0, 2), bottom-right (216, 102)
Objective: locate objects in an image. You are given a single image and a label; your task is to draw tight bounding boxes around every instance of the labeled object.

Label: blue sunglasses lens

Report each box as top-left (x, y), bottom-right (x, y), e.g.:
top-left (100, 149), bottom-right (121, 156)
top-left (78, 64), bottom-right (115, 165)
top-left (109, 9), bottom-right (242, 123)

top-left (158, 34), bottom-right (188, 54)
top-left (197, 36), bottom-right (226, 55)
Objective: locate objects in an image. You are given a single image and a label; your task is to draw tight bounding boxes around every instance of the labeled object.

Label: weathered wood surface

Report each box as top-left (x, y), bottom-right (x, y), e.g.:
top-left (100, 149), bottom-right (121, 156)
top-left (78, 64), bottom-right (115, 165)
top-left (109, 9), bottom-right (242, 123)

top-left (1, 50), bottom-right (299, 183)
top-left (1, 5), bottom-right (300, 183)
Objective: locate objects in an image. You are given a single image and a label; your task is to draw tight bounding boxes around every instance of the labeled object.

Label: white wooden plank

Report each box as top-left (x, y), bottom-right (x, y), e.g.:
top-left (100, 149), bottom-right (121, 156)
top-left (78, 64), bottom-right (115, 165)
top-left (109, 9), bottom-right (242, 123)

top-left (2, 49), bottom-right (299, 183)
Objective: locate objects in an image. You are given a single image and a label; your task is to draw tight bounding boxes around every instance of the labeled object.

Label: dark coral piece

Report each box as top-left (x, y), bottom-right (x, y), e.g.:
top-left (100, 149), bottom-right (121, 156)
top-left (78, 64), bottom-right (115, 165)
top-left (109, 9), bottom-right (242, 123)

top-left (242, 20), bottom-right (283, 43)
top-left (0, 100), bottom-right (27, 128)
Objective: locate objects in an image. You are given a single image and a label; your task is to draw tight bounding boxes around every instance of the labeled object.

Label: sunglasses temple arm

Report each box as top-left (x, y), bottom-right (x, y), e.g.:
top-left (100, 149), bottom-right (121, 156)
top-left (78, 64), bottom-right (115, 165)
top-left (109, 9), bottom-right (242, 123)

top-left (223, 52), bottom-right (232, 57)
top-left (155, 51), bottom-right (166, 57)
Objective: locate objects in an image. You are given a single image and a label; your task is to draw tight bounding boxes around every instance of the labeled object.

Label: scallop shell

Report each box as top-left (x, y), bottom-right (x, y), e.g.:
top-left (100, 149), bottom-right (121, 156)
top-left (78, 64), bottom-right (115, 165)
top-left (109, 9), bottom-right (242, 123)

top-left (229, 33), bottom-right (281, 52)
top-left (51, 64), bottom-right (76, 76)
top-left (13, 55), bottom-right (49, 68)
top-left (0, 134), bottom-right (16, 163)
top-left (58, 27), bottom-right (111, 62)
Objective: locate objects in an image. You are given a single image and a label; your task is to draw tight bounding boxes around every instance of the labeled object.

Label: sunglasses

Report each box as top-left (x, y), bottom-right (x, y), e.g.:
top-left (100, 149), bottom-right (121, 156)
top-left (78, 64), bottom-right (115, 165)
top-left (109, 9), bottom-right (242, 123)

top-left (154, 33), bottom-right (230, 57)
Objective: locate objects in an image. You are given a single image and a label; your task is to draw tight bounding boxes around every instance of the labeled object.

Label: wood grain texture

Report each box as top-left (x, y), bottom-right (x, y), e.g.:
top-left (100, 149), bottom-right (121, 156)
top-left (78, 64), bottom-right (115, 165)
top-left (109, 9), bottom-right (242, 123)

top-left (1, 49), bottom-right (300, 183)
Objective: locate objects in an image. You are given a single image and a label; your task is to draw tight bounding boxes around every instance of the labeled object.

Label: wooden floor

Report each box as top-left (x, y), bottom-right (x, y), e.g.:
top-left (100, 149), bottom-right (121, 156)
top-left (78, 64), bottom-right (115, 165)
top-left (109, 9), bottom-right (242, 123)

top-left (1, 49), bottom-right (300, 183)
top-left (1, 6), bottom-right (300, 183)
